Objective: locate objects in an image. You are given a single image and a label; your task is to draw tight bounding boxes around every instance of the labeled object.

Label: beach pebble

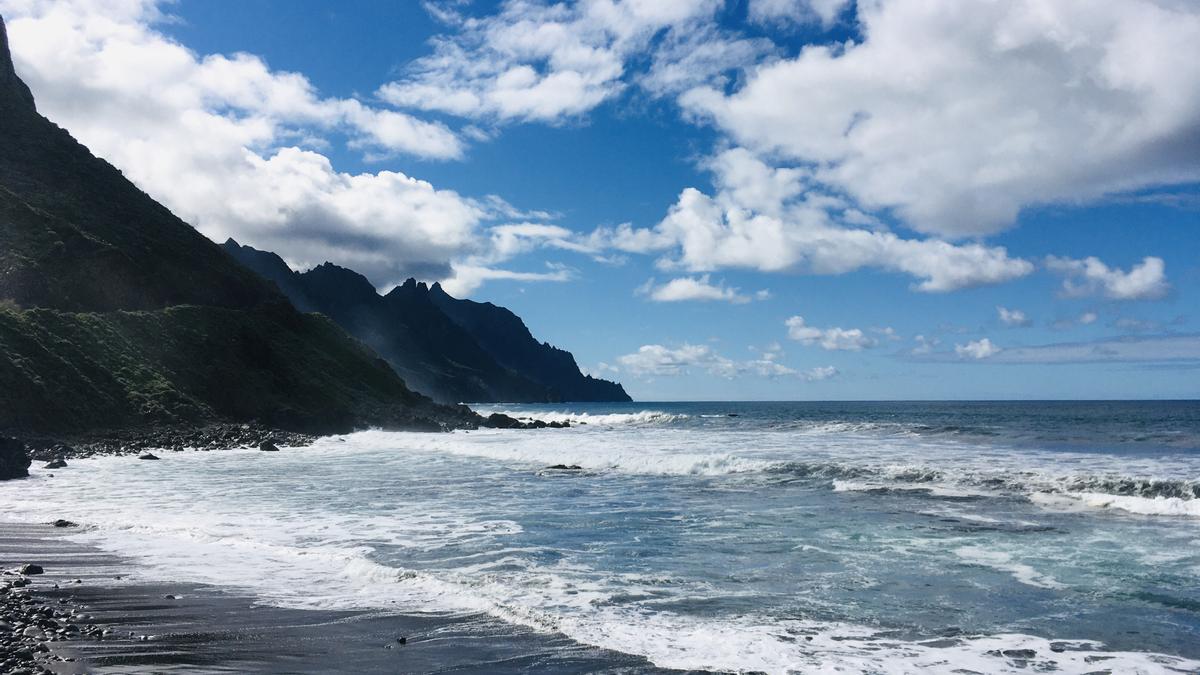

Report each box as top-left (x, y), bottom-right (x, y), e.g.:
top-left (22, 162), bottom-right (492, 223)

top-left (18, 564), bottom-right (43, 575)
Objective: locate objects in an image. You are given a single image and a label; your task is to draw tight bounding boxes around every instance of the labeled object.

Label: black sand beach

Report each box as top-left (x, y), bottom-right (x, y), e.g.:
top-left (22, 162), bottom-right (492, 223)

top-left (1, 522), bottom-right (677, 674)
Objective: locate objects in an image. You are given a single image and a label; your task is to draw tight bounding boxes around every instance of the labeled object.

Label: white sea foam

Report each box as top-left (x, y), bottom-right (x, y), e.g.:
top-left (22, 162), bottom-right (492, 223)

top-left (9, 502), bottom-right (1195, 675)
top-left (955, 546), bottom-right (1066, 590)
top-left (475, 408), bottom-right (687, 426)
top-left (1030, 491), bottom-right (1200, 518)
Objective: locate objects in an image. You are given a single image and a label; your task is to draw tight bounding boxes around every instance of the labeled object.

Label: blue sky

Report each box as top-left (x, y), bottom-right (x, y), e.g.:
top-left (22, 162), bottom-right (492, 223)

top-left (4, 0), bottom-right (1198, 400)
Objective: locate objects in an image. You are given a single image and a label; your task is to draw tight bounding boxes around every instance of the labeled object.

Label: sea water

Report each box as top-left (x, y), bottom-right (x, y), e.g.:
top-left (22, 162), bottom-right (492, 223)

top-left (2, 401), bottom-right (1199, 673)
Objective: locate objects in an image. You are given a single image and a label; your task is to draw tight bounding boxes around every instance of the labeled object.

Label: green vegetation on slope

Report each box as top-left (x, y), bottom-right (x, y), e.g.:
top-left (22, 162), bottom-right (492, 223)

top-left (0, 302), bottom-right (470, 434)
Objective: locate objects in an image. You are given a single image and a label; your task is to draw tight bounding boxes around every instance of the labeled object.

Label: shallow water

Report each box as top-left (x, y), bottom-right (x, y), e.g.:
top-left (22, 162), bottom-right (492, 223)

top-left (4, 401), bottom-right (1200, 673)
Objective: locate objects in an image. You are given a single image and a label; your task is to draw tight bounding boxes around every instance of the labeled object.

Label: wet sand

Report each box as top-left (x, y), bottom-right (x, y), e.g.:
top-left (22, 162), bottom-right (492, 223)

top-left (1, 522), bottom-right (679, 674)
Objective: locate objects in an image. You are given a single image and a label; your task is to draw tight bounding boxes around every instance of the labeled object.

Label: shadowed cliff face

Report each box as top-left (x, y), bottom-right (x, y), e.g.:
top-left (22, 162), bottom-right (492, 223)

top-left (0, 14), bottom-right (479, 436)
top-left (223, 240), bottom-right (632, 404)
top-left (0, 16), bottom-right (280, 313)
top-left (0, 16), bottom-right (33, 111)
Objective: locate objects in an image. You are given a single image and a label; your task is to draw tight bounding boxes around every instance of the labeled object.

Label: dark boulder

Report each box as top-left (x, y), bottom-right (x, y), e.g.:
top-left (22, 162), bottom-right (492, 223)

top-left (51, 519), bottom-right (76, 528)
top-left (545, 464), bottom-right (582, 471)
top-left (137, 452), bottom-right (160, 460)
top-left (18, 564), bottom-right (43, 575)
top-left (482, 413), bottom-right (526, 429)
top-left (0, 437), bottom-right (31, 480)
top-left (259, 440), bottom-right (280, 452)
top-left (43, 458), bottom-right (67, 469)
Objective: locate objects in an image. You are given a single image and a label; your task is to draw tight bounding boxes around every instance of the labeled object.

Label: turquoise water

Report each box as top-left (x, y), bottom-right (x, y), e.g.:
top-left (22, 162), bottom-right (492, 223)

top-left (2, 401), bottom-right (1199, 673)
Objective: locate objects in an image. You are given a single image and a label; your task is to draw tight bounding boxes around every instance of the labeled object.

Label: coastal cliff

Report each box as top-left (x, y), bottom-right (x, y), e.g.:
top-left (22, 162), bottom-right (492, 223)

top-left (0, 14), bottom-right (479, 441)
top-left (223, 240), bottom-right (631, 404)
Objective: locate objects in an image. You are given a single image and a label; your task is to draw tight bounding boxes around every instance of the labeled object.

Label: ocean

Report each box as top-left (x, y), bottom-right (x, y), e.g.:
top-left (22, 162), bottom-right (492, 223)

top-left (3, 401), bottom-right (1199, 673)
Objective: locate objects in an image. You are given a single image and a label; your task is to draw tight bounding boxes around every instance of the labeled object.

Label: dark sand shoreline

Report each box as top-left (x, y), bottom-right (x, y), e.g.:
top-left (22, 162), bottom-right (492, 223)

top-left (1, 521), bottom-right (679, 674)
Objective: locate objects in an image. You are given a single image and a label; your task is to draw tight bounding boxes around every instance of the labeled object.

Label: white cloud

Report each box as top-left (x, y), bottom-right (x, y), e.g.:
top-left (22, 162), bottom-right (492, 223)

top-left (581, 361), bottom-right (621, 378)
top-left (997, 306), bottom-right (1031, 327)
top-left (0, 0), bottom-right (535, 291)
top-left (380, 0), bottom-right (741, 123)
top-left (785, 316), bottom-right (876, 351)
top-left (801, 365), bottom-right (839, 381)
top-left (911, 334), bottom-right (940, 355)
top-left (438, 261), bottom-right (574, 297)
top-left (616, 341), bottom-right (832, 380)
top-left (682, 0), bottom-right (1200, 238)
top-left (749, 0), bottom-right (851, 27)
top-left (1045, 256), bottom-right (1169, 300)
top-left (955, 338), bottom-right (1001, 360)
top-left (1079, 312), bottom-right (1098, 325)
top-left (617, 343), bottom-right (738, 378)
top-left (636, 275), bottom-right (762, 304)
top-left (594, 149), bottom-right (1034, 292)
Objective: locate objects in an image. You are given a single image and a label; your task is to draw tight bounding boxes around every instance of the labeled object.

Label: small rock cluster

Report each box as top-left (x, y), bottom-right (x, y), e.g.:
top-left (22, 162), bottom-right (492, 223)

top-left (481, 413), bottom-right (572, 430)
top-left (1, 564), bottom-right (89, 674)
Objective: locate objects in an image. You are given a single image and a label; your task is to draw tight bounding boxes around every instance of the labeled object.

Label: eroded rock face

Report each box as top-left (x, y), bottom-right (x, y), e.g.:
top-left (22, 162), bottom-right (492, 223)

top-left (0, 436), bottom-right (30, 480)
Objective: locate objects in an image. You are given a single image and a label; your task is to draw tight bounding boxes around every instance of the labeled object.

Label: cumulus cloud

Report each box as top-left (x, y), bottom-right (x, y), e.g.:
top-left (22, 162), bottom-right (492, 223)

top-left (439, 261), bottom-right (574, 297)
top-left (616, 342), bottom-right (833, 380)
top-left (955, 338), bottom-right (1001, 360)
top-left (380, 0), bottom-right (754, 123)
top-left (617, 343), bottom-right (738, 378)
top-left (997, 306), bottom-right (1031, 327)
top-left (785, 316), bottom-right (877, 351)
top-left (748, 0), bottom-right (851, 27)
top-left (682, 0), bottom-right (1200, 238)
top-left (636, 275), bottom-right (764, 304)
top-left (1079, 312), bottom-right (1099, 325)
top-left (1045, 256), bottom-right (1170, 301)
top-left (0, 0), bottom-right (576, 294)
top-left (802, 365), bottom-right (839, 381)
top-left (593, 149), bottom-right (1034, 292)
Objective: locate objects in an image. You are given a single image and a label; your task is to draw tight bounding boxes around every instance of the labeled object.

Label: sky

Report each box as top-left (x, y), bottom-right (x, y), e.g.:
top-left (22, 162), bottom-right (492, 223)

top-left (3, 0), bottom-right (1199, 400)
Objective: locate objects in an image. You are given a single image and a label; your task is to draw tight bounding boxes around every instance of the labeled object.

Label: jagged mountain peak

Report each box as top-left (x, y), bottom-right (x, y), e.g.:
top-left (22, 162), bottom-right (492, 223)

top-left (0, 15), bottom-right (35, 112)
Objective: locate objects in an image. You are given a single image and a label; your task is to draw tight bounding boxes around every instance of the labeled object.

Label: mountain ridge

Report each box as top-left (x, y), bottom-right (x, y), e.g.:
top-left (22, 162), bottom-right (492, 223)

top-left (222, 239), bottom-right (631, 404)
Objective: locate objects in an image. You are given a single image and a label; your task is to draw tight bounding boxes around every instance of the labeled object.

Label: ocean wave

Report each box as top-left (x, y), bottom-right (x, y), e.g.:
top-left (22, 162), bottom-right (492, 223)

top-left (480, 409), bottom-right (688, 426)
top-left (1029, 492), bottom-right (1200, 518)
top-left (373, 428), bottom-right (1200, 517)
top-left (45, 521), bottom-right (1200, 675)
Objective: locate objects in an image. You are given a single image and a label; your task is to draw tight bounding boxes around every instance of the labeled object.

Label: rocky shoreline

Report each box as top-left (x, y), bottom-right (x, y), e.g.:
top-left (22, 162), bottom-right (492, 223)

top-left (18, 423), bottom-right (318, 462)
top-left (0, 523), bottom-right (666, 674)
top-left (2, 550), bottom-right (97, 674)
top-left (0, 411), bottom-right (564, 478)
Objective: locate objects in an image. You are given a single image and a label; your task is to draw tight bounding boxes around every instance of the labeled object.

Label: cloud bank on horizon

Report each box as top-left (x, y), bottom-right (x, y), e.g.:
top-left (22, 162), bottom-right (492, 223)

top-left (2, 0), bottom-right (1197, 396)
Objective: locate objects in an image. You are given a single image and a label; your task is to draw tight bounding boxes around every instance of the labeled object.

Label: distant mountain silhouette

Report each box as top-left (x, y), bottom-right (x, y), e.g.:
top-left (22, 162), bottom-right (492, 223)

top-left (223, 241), bottom-right (631, 404)
top-left (0, 14), bottom-right (476, 436)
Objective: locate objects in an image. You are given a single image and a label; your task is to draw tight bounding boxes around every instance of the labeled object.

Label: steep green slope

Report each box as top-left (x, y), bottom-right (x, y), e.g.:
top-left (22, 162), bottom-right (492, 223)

top-left (0, 303), bottom-right (472, 434)
top-left (0, 15), bottom-right (477, 437)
